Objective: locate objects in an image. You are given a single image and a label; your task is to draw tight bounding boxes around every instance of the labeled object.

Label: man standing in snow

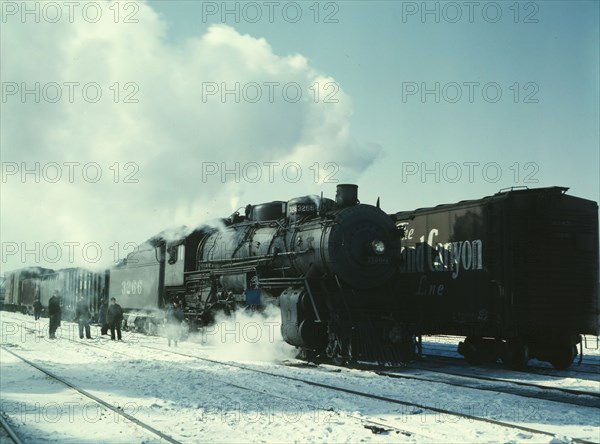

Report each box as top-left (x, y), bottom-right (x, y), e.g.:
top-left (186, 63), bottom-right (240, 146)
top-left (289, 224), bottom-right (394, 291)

top-left (165, 300), bottom-right (184, 347)
top-left (75, 295), bottom-right (92, 339)
top-left (98, 298), bottom-right (108, 335)
top-left (48, 292), bottom-right (61, 339)
top-left (33, 297), bottom-right (43, 320)
top-left (107, 297), bottom-right (123, 341)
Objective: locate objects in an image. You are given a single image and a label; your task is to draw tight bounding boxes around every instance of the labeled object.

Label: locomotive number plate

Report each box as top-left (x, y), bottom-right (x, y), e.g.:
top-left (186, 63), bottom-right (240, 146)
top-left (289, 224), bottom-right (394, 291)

top-left (289, 204), bottom-right (316, 214)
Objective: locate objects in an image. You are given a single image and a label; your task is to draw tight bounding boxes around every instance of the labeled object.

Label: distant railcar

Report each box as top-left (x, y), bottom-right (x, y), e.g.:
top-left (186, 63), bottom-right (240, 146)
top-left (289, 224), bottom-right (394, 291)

top-left (1, 267), bottom-right (107, 320)
top-left (393, 186), bottom-right (599, 369)
top-left (1, 267), bottom-right (53, 313)
top-left (39, 268), bottom-right (108, 320)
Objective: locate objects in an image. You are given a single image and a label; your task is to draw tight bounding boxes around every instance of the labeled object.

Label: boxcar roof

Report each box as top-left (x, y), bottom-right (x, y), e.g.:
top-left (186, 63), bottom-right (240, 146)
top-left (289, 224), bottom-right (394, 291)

top-left (394, 186), bottom-right (571, 219)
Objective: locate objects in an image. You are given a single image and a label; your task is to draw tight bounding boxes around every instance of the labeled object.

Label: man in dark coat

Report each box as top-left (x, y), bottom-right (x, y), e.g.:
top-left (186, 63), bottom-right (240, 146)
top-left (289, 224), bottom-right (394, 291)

top-left (98, 298), bottom-right (108, 335)
top-left (165, 300), bottom-right (184, 347)
top-left (33, 298), bottom-right (43, 320)
top-left (75, 295), bottom-right (92, 339)
top-left (107, 297), bottom-right (123, 341)
top-left (48, 292), bottom-right (61, 339)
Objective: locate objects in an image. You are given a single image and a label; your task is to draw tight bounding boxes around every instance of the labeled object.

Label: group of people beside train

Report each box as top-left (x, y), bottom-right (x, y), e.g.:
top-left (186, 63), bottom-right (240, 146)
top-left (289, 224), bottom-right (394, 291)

top-left (31, 293), bottom-right (183, 345)
top-left (37, 292), bottom-right (125, 341)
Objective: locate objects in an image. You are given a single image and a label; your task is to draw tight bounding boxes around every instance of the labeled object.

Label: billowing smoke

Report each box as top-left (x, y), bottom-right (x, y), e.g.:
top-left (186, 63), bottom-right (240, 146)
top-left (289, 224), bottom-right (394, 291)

top-left (2, 1), bottom-right (381, 273)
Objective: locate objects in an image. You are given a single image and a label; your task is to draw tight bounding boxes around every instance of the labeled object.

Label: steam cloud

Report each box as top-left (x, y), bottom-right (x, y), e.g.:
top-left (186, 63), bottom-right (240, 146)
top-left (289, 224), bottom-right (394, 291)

top-left (2, 1), bottom-right (381, 273)
top-left (189, 305), bottom-right (297, 363)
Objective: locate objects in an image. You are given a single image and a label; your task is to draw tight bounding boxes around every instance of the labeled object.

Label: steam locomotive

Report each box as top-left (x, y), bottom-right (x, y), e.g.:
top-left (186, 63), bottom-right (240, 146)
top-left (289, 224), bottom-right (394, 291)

top-left (110, 184), bottom-right (410, 362)
top-left (2, 185), bottom-right (598, 369)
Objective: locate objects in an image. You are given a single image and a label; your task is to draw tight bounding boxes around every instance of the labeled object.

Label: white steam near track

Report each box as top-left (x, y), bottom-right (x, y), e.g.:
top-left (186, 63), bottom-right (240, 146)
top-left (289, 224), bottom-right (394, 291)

top-left (189, 305), bottom-right (297, 363)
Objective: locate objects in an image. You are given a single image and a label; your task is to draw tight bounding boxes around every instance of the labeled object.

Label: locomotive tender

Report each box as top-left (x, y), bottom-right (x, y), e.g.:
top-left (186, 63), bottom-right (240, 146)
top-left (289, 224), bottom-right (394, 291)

top-left (393, 186), bottom-right (599, 369)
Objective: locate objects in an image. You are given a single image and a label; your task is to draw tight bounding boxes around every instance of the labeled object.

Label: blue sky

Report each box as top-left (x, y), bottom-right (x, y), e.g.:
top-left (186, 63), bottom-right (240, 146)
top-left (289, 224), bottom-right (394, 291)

top-left (1, 0), bottom-right (598, 271)
top-left (148, 0), bottom-right (599, 205)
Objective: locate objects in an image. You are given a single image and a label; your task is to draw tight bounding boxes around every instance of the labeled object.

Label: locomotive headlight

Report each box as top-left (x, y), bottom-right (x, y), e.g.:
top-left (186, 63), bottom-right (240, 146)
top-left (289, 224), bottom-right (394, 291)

top-left (371, 240), bottom-right (386, 255)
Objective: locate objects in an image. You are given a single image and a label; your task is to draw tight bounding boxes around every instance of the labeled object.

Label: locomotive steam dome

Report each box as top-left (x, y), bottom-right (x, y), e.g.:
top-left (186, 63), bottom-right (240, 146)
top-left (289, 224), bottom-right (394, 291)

top-left (246, 201), bottom-right (286, 221)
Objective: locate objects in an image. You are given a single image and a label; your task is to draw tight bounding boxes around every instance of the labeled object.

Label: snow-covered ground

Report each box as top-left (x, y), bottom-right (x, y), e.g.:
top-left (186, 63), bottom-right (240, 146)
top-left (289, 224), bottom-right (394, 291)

top-left (1, 311), bottom-right (599, 443)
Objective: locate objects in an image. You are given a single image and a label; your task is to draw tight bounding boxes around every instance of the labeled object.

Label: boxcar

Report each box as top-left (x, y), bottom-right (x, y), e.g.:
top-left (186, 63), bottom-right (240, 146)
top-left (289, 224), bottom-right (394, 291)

top-left (0, 267), bottom-right (107, 319)
top-left (38, 268), bottom-right (108, 320)
top-left (393, 186), bottom-right (599, 369)
top-left (1, 267), bottom-right (54, 313)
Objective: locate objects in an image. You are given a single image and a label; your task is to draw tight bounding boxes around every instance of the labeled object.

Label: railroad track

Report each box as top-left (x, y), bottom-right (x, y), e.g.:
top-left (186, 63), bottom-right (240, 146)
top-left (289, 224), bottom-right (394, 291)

top-left (376, 367), bottom-right (600, 409)
top-left (17, 321), bottom-right (600, 399)
top-left (15, 315), bottom-right (600, 377)
top-left (527, 363), bottom-right (600, 377)
top-left (283, 360), bottom-right (600, 408)
top-left (8, 320), bottom-right (597, 443)
top-left (135, 343), bottom-right (598, 444)
top-left (0, 345), bottom-right (182, 444)
top-left (15, 325), bottom-right (427, 440)
top-left (410, 357), bottom-right (600, 394)
top-left (0, 412), bottom-right (24, 444)
top-left (422, 341), bottom-right (600, 376)
top-left (421, 352), bottom-right (600, 379)
top-left (281, 354), bottom-right (600, 407)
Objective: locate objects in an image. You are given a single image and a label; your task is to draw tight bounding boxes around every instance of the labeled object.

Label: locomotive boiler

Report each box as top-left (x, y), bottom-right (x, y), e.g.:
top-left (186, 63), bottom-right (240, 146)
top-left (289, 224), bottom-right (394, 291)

top-left (182, 184), bottom-right (409, 362)
top-left (107, 184), bottom-right (410, 362)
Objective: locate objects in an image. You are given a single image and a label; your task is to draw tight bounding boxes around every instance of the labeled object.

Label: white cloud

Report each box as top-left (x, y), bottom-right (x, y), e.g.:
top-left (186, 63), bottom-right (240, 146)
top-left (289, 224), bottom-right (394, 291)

top-left (0, 1), bottom-right (381, 272)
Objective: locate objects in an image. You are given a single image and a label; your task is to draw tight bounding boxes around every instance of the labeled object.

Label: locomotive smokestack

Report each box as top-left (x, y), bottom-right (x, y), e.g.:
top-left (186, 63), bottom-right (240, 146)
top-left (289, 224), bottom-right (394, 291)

top-left (335, 184), bottom-right (358, 207)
